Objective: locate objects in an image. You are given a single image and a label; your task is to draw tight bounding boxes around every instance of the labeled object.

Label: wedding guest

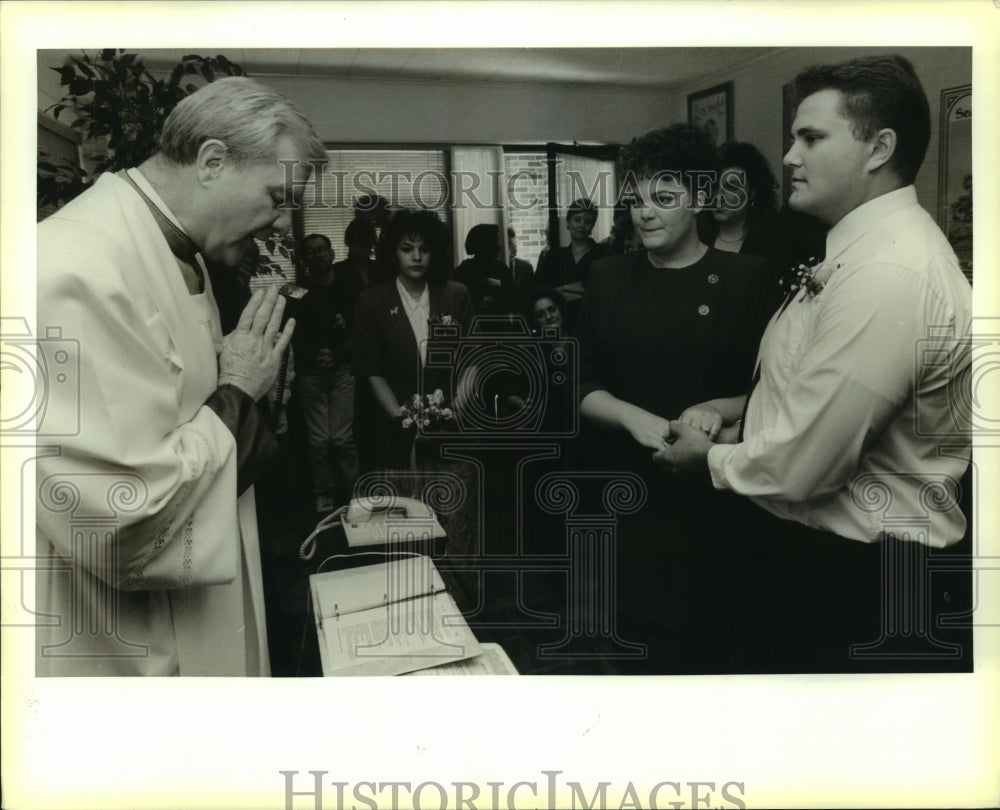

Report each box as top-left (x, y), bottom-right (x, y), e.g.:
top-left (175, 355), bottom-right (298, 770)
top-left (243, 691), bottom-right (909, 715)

top-left (607, 204), bottom-right (642, 255)
top-left (527, 284), bottom-right (566, 336)
top-left (353, 193), bottom-right (392, 236)
top-left (575, 123), bottom-right (780, 672)
top-left (698, 139), bottom-right (823, 271)
top-left (507, 226), bottom-right (536, 314)
top-left (352, 209), bottom-right (473, 471)
top-left (659, 55), bottom-right (973, 672)
top-left (455, 223), bottom-right (515, 315)
top-left (35, 76), bottom-right (325, 676)
top-left (524, 285), bottom-right (577, 435)
top-left (535, 197), bottom-right (608, 296)
top-left (493, 285), bottom-right (571, 424)
top-left (508, 283), bottom-right (581, 598)
top-left (293, 233), bottom-right (360, 514)
top-left (332, 216), bottom-right (378, 292)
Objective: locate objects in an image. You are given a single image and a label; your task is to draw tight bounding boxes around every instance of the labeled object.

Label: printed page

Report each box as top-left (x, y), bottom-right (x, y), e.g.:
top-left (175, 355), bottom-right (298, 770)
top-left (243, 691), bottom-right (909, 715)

top-left (403, 643), bottom-right (520, 676)
top-left (318, 590), bottom-right (481, 677)
top-left (311, 556), bottom-right (446, 619)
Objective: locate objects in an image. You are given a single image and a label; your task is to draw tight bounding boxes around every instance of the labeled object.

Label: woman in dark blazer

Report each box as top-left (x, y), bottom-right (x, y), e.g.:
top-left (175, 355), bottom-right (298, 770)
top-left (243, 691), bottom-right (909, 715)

top-left (352, 209), bottom-right (474, 471)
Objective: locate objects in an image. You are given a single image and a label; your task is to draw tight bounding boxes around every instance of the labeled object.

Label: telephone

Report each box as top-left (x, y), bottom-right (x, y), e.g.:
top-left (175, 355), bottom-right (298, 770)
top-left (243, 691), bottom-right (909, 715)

top-left (342, 496), bottom-right (447, 549)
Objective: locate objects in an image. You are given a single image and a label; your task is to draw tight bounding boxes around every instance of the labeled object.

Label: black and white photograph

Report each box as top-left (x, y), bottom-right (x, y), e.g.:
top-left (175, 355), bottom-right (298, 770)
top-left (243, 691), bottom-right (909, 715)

top-left (2, 2), bottom-right (999, 809)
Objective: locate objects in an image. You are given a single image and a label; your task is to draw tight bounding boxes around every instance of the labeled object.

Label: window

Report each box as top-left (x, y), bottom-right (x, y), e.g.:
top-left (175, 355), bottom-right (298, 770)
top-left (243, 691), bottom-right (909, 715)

top-left (300, 148), bottom-right (450, 259)
top-left (503, 150), bottom-right (549, 271)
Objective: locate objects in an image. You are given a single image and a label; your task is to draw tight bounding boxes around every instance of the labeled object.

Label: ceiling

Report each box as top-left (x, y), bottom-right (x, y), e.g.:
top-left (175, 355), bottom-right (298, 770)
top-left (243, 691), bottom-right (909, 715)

top-left (138, 47), bottom-right (779, 90)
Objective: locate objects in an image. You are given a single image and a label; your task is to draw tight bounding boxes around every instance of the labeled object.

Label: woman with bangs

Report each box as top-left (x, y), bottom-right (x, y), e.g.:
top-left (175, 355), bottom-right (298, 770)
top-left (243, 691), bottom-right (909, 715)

top-left (352, 208), bottom-right (473, 472)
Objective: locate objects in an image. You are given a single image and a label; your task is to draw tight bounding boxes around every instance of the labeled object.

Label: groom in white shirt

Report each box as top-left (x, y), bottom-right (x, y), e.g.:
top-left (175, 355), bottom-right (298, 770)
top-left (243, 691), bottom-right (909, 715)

top-left (657, 54), bottom-right (973, 671)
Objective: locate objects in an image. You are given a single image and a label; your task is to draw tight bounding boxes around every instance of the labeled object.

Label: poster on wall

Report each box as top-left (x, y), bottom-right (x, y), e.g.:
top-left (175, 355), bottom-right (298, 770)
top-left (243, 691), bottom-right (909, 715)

top-left (687, 81), bottom-right (734, 145)
top-left (939, 84), bottom-right (972, 281)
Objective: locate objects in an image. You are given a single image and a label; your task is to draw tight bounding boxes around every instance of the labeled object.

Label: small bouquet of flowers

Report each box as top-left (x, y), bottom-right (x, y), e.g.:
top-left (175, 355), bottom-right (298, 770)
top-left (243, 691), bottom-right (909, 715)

top-left (400, 388), bottom-right (455, 431)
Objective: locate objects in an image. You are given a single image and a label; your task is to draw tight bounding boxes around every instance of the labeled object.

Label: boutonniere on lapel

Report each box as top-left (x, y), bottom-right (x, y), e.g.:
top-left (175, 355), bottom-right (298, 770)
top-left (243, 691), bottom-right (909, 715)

top-left (428, 314), bottom-right (453, 326)
top-left (389, 305), bottom-right (399, 316)
top-left (780, 257), bottom-right (836, 302)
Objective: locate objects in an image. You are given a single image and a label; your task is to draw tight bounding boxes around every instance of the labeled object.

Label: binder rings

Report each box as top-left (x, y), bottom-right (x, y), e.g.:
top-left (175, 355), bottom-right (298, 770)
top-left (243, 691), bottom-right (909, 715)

top-left (309, 556), bottom-right (481, 676)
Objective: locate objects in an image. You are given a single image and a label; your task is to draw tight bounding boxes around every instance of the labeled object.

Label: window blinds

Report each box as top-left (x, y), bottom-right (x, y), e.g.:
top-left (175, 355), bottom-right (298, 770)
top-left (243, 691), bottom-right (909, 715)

top-left (299, 149), bottom-right (449, 257)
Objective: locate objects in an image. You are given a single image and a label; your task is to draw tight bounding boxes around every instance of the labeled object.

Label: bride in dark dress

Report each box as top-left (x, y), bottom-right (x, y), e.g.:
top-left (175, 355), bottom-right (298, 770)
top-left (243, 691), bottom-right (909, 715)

top-left (575, 124), bottom-right (783, 672)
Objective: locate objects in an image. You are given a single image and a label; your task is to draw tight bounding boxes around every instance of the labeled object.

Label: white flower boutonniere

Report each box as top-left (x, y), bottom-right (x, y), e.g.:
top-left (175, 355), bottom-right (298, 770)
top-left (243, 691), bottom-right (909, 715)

top-left (389, 306), bottom-right (399, 316)
top-left (780, 257), bottom-right (833, 301)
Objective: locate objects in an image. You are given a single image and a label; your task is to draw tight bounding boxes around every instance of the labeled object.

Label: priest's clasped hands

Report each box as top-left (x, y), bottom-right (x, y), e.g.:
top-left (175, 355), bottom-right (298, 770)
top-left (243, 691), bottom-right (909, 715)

top-left (218, 285), bottom-right (297, 402)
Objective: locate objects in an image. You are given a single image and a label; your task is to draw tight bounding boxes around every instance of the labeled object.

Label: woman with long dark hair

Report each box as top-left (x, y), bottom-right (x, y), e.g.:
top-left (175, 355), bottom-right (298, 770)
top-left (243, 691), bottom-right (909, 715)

top-left (700, 140), bottom-right (824, 270)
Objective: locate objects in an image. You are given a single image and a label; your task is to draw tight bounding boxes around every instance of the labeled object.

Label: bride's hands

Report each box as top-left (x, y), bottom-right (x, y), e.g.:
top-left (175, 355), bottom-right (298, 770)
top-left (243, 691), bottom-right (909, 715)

top-left (621, 407), bottom-right (673, 450)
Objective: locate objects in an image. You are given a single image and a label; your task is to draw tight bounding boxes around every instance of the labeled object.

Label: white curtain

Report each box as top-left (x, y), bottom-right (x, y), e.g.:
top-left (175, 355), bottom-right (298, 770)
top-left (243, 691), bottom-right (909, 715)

top-left (450, 146), bottom-right (509, 266)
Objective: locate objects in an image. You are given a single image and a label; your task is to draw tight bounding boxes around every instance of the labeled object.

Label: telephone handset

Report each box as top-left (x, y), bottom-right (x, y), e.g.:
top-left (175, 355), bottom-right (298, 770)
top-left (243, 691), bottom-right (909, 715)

top-left (343, 496), bottom-right (446, 548)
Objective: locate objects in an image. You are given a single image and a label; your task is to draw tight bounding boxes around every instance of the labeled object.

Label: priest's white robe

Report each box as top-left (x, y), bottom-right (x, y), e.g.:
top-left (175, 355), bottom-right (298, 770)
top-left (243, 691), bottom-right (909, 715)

top-left (35, 172), bottom-right (269, 676)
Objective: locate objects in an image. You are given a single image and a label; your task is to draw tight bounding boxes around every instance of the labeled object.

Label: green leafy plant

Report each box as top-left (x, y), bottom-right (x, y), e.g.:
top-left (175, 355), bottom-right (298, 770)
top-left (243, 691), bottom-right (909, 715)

top-left (38, 49), bottom-right (298, 275)
top-left (39, 50), bottom-right (243, 209)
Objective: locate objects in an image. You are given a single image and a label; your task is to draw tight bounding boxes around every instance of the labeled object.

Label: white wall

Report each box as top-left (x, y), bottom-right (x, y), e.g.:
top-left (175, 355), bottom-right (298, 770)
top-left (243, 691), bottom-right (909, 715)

top-left (36, 50), bottom-right (675, 146)
top-left (39, 46), bottom-right (972, 216)
top-left (264, 73), bottom-right (677, 145)
top-left (664, 46), bottom-right (972, 223)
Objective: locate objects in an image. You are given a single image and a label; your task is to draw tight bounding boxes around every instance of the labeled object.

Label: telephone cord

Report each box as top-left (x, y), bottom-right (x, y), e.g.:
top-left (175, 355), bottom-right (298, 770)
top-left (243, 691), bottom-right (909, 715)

top-left (298, 506), bottom-right (347, 561)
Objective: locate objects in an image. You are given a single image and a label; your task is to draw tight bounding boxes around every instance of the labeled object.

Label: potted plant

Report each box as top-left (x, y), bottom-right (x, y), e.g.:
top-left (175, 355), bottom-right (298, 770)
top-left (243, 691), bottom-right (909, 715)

top-left (38, 49), bottom-right (297, 276)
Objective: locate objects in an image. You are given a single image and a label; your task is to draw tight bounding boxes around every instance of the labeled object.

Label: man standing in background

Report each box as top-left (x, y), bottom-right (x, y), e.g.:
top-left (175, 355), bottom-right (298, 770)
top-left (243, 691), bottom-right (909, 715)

top-left (294, 232), bottom-right (360, 514)
top-left (507, 226), bottom-right (535, 315)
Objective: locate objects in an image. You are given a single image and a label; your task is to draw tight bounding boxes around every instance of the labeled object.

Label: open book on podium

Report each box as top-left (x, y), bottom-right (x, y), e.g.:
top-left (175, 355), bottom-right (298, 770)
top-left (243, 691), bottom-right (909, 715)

top-left (311, 556), bottom-right (511, 676)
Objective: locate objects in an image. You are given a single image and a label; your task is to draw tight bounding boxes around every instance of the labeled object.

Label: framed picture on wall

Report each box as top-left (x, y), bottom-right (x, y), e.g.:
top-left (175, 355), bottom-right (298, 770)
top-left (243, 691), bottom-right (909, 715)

top-left (938, 83), bottom-right (972, 282)
top-left (687, 81), bottom-right (733, 145)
